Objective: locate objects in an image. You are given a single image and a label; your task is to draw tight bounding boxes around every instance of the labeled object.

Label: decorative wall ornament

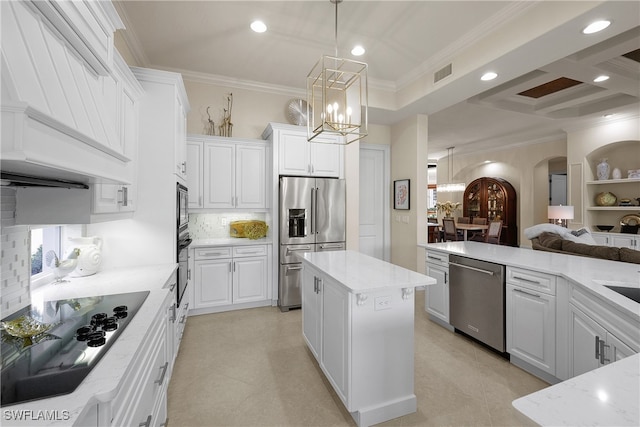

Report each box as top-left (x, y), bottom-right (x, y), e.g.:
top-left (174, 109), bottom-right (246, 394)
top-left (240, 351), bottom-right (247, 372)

top-left (218, 93), bottom-right (233, 137)
top-left (204, 106), bottom-right (215, 136)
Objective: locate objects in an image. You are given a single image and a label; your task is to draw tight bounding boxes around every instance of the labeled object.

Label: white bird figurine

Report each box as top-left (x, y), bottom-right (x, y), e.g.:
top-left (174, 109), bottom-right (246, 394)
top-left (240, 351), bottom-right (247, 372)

top-left (45, 248), bottom-right (80, 284)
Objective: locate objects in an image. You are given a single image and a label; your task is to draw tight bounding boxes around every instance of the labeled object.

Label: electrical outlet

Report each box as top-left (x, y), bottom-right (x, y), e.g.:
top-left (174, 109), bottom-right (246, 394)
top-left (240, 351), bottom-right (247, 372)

top-left (374, 295), bottom-right (392, 311)
top-left (221, 218), bottom-right (228, 226)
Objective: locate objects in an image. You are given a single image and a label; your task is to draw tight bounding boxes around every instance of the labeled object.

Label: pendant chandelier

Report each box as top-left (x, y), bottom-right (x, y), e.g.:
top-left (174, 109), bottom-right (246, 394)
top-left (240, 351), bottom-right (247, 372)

top-left (436, 147), bottom-right (466, 193)
top-left (307, 0), bottom-right (368, 144)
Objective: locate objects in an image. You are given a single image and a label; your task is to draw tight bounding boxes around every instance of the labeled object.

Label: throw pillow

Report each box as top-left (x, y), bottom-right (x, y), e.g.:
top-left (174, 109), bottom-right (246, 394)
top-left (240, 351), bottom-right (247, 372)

top-left (563, 228), bottom-right (597, 245)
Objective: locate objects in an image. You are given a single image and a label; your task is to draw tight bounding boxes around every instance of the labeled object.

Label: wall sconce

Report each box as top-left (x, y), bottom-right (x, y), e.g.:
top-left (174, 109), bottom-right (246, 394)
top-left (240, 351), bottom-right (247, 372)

top-left (548, 205), bottom-right (574, 228)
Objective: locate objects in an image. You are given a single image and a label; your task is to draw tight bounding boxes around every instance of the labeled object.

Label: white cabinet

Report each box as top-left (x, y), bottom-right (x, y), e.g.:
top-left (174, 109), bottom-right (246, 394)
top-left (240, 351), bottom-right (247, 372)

top-left (174, 95), bottom-right (188, 182)
top-left (591, 232), bottom-right (640, 250)
top-left (192, 245), bottom-right (270, 314)
top-left (506, 267), bottom-right (557, 377)
top-left (186, 141), bottom-right (203, 209)
top-left (92, 183), bottom-right (135, 214)
top-left (424, 250), bottom-right (450, 326)
top-left (302, 264), bottom-right (322, 359)
top-left (262, 123), bottom-right (343, 178)
top-left (187, 135), bottom-right (267, 210)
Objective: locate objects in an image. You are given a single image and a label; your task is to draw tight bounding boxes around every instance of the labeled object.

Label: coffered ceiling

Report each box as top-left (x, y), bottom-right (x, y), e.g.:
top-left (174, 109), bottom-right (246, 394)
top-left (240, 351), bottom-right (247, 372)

top-left (114, 1), bottom-right (640, 159)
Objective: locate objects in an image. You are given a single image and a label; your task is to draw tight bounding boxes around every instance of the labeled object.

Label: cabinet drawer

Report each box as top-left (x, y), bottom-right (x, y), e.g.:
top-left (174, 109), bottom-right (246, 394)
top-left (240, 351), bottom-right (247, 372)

top-left (507, 267), bottom-right (556, 295)
top-left (233, 245), bottom-right (267, 258)
top-left (426, 251), bottom-right (449, 267)
top-left (195, 247), bottom-right (232, 260)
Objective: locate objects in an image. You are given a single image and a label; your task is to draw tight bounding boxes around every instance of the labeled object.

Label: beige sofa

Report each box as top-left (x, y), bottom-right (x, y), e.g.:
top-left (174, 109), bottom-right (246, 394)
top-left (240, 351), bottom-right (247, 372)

top-left (531, 232), bottom-right (640, 264)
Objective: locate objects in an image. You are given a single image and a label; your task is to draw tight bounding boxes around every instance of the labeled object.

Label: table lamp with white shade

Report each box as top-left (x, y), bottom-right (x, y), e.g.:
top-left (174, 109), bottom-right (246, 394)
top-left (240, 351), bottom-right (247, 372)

top-left (548, 205), bottom-right (574, 228)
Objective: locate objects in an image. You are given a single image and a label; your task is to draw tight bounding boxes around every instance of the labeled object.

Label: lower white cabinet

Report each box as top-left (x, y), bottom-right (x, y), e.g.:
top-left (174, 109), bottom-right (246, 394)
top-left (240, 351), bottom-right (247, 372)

top-left (569, 303), bottom-right (635, 377)
top-left (591, 231), bottom-right (640, 250)
top-left (192, 245), bottom-right (270, 314)
top-left (424, 251), bottom-right (449, 325)
top-left (107, 293), bottom-right (170, 427)
top-left (506, 267), bottom-right (557, 377)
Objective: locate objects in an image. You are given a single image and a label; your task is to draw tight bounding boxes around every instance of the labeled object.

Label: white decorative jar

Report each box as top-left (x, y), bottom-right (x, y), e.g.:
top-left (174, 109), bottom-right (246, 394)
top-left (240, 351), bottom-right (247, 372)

top-left (612, 167), bottom-right (622, 179)
top-left (67, 236), bottom-right (102, 277)
top-left (596, 158), bottom-right (610, 180)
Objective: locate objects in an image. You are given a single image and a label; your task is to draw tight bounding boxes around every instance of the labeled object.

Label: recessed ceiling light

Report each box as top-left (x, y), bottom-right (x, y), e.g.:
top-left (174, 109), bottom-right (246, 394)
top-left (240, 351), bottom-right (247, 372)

top-left (593, 75), bottom-right (609, 83)
top-left (250, 20), bottom-right (267, 33)
top-left (351, 45), bottom-right (365, 56)
top-left (582, 20), bottom-right (610, 34)
top-left (481, 72), bottom-right (498, 81)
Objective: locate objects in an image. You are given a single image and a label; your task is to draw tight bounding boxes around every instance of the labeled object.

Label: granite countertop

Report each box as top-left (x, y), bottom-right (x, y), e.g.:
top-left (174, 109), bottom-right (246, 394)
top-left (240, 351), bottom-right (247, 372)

top-left (512, 353), bottom-right (640, 426)
top-left (418, 241), bottom-right (640, 320)
top-left (299, 250), bottom-right (436, 293)
top-left (2, 264), bottom-right (177, 426)
top-left (191, 237), bottom-right (272, 247)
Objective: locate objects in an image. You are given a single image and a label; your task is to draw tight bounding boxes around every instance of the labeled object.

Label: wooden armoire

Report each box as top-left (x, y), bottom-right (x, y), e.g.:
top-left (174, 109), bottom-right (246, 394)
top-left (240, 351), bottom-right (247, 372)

top-left (463, 177), bottom-right (517, 246)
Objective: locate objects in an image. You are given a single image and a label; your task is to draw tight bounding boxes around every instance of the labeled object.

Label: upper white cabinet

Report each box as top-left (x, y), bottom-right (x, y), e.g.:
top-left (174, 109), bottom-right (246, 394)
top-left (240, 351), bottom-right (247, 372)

top-left (174, 94), bottom-right (188, 182)
top-left (262, 123), bottom-right (343, 178)
top-left (187, 135), bottom-right (268, 210)
top-left (1, 0), bottom-right (139, 184)
top-left (186, 141), bottom-right (203, 209)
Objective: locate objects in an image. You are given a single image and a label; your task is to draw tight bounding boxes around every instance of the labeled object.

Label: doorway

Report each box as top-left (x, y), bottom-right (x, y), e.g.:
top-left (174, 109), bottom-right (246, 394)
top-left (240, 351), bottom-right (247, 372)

top-left (359, 143), bottom-right (390, 261)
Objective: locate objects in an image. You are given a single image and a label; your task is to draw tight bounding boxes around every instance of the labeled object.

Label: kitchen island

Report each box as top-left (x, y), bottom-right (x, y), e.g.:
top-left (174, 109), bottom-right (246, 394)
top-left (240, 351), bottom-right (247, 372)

top-left (298, 250), bottom-right (435, 427)
top-left (418, 241), bottom-right (640, 426)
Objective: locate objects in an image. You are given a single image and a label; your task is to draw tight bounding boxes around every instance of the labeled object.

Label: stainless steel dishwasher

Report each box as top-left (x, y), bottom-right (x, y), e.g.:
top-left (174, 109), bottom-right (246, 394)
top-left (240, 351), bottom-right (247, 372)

top-left (449, 255), bottom-right (506, 353)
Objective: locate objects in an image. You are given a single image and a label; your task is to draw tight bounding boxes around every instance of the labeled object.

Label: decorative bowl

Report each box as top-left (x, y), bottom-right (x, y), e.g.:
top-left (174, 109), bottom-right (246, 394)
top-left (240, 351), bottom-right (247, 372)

top-left (1, 316), bottom-right (52, 338)
top-left (595, 191), bottom-right (617, 206)
top-left (595, 225), bottom-right (614, 232)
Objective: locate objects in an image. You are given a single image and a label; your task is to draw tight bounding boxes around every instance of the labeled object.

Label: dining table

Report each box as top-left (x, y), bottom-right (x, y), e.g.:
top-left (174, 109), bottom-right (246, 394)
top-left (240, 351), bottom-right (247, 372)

top-left (454, 223), bottom-right (489, 241)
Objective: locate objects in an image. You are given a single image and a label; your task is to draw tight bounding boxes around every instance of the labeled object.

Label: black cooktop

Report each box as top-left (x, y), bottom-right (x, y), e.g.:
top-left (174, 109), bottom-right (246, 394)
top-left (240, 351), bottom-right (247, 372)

top-left (1, 290), bottom-right (149, 406)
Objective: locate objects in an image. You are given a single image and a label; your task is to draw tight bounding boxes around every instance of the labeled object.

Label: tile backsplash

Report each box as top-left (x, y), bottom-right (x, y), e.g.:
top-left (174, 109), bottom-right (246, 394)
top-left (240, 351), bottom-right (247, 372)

top-left (189, 213), bottom-right (268, 239)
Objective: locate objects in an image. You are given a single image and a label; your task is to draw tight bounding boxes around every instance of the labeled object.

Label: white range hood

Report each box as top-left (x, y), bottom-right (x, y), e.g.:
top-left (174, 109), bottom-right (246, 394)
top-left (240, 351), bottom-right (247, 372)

top-left (1, 0), bottom-right (141, 186)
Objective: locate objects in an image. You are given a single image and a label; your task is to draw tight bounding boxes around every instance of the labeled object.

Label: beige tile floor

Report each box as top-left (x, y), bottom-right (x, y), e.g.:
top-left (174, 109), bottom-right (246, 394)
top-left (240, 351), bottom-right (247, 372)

top-left (167, 290), bottom-right (547, 426)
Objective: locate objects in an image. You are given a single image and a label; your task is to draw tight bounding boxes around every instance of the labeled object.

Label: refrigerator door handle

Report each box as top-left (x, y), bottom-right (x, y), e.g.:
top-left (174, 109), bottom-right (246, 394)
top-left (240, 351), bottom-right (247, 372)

top-left (311, 187), bottom-right (316, 235)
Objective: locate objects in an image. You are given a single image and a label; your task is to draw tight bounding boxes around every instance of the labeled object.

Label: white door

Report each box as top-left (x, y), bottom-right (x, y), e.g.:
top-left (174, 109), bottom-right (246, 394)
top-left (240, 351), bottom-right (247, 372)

top-left (359, 144), bottom-right (389, 261)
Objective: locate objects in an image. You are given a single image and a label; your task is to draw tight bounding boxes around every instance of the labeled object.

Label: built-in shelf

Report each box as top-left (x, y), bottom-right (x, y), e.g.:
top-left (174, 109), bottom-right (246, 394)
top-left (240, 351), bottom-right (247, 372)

top-left (587, 206), bottom-right (640, 211)
top-left (586, 178), bottom-right (640, 185)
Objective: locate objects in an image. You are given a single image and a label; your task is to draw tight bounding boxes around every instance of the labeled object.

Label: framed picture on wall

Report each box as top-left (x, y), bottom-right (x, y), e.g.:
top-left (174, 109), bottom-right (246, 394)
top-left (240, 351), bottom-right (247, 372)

top-left (394, 179), bottom-right (410, 210)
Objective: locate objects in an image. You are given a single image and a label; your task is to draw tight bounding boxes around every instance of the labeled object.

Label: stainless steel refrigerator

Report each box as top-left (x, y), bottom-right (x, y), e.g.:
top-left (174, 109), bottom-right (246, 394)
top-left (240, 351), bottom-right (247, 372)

top-left (279, 176), bottom-right (346, 311)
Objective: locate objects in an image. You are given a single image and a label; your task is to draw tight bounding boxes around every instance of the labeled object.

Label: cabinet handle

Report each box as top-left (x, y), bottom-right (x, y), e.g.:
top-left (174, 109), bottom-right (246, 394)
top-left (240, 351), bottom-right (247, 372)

top-left (599, 339), bottom-right (610, 365)
top-left (169, 282), bottom-right (177, 292)
top-left (313, 276), bottom-right (317, 293)
top-left (444, 272), bottom-right (448, 284)
top-left (180, 314), bottom-right (187, 324)
top-left (513, 288), bottom-right (541, 298)
top-left (512, 275), bottom-right (541, 285)
top-left (170, 303), bottom-right (177, 322)
top-left (595, 336), bottom-right (601, 360)
top-left (182, 161), bottom-right (187, 174)
top-left (427, 255), bottom-right (444, 262)
top-left (187, 269), bottom-right (191, 280)
top-left (155, 362), bottom-right (169, 385)
top-left (122, 186), bottom-right (128, 207)
top-left (139, 415), bottom-right (152, 427)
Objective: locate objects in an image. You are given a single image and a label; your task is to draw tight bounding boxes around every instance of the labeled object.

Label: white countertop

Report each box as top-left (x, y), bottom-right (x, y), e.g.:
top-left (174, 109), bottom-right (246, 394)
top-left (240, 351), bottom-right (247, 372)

top-left (191, 237), bottom-right (272, 247)
top-left (298, 250), bottom-right (435, 293)
top-left (419, 241), bottom-right (640, 320)
top-left (2, 264), bottom-right (177, 426)
top-left (512, 353), bottom-right (640, 426)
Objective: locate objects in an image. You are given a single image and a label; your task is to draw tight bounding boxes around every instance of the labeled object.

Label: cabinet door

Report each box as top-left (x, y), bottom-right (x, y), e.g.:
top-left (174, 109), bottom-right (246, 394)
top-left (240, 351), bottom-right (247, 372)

top-left (610, 235), bottom-right (638, 249)
top-left (186, 141), bottom-right (203, 209)
top-left (92, 184), bottom-right (133, 213)
top-left (321, 276), bottom-right (349, 403)
top-left (194, 259), bottom-right (233, 308)
top-left (302, 266), bottom-right (321, 360)
top-left (310, 141), bottom-right (342, 177)
top-left (235, 144), bottom-right (266, 208)
top-left (174, 96), bottom-right (187, 181)
top-left (591, 232), bottom-right (610, 246)
top-left (569, 304), bottom-right (606, 377)
top-left (425, 263), bottom-right (449, 323)
top-left (607, 332), bottom-right (635, 363)
top-left (204, 143), bottom-right (235, 208)
top-left (506, 285), bottom-right (556, 375)
top-left (233, 256), bottom-right (267, 303)
top-left (279, 130), bottom-right (310, 176)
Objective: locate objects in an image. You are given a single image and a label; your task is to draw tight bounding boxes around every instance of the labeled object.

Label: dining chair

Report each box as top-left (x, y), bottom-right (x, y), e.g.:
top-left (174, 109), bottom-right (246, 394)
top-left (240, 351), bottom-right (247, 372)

top-left (485, 220), bottom-right (503, 244)
top-left (468, 217), bottom-right (488, 240)
top-left (442, 218), bottom-right (461, 241)
top-left (457, 217), bottom-right (470, 224)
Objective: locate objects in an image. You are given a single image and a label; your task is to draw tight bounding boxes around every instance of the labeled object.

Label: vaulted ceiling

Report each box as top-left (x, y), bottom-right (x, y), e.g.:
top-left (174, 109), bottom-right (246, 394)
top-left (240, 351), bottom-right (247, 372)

top-left (114, 1), bottom-right (640, 159)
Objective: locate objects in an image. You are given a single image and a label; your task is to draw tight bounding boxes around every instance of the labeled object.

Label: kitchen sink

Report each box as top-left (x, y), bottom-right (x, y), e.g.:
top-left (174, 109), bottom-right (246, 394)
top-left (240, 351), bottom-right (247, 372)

top-left (604, 285), bottom-right (640, 304)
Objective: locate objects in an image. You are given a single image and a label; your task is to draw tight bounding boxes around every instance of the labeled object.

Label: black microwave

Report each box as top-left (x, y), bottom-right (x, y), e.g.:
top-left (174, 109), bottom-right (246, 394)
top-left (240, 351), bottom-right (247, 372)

top-left (177, 182), bottom-right (189, 234)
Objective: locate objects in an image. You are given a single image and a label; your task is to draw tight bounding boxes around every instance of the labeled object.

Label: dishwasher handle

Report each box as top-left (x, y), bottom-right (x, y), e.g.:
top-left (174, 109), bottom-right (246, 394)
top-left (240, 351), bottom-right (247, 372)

top-left (449, 261), bottom-right (495, 276)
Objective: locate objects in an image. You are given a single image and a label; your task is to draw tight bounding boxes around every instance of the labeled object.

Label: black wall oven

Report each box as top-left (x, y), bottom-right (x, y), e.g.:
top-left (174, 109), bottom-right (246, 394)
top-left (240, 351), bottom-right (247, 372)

top-left (177, 183), bottom-right (191, 306)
